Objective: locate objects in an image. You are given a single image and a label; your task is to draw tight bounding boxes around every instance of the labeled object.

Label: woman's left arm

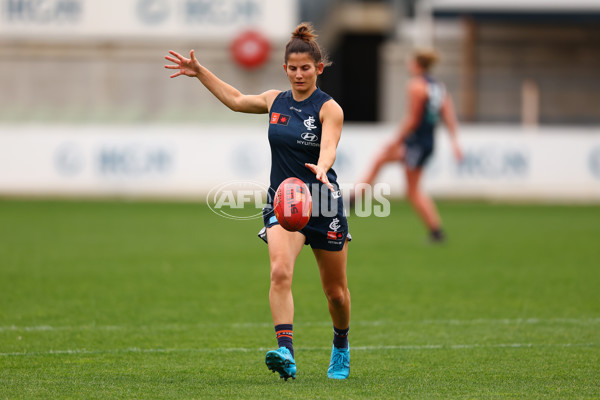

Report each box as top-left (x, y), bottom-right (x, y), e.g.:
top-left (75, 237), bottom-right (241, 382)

top-left (305, 99), bottom-right (344, 191)
top-left (440, 94), bottom-right (463, 162)
top-left (394, 80), bottom-right (427, 145)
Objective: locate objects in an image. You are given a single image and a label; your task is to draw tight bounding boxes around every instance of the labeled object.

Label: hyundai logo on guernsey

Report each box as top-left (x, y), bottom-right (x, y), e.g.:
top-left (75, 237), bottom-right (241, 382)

top-left (301, 132), bottom-right (318, 142)
top-left (298, 134), bottom-right (320, 147)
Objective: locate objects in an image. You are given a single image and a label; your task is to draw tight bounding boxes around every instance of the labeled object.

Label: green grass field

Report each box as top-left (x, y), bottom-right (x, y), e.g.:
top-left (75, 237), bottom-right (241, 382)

top-left (1, 199), bottom-right (599, 399)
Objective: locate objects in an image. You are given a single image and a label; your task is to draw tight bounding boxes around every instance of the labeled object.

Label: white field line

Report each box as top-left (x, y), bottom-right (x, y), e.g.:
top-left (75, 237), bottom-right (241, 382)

top-left (0, 343), bottom-right (597, 358)
top-left (1, 318), bottom-right (599, 333)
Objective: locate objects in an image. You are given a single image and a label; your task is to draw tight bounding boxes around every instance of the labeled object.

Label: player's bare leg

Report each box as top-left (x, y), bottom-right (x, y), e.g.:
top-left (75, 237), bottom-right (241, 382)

top-left (264, 225), bottom-right (305, 380)
top-left (405, 167), bottom-right (444, 241)
top-left (313, 242), bottom-right (350, 328)
top-left (266, 225), bottom-right (305, 325)
top-left (313, 241), bottom-right (351, 379)
top-left (354, 141), bottom-right (404, 203)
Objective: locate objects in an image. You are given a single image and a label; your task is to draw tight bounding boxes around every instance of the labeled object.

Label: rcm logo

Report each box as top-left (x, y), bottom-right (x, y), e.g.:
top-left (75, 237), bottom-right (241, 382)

top-left (589, 147), bottom-right (600, 180)
top-left (137, 0), bottom-right (169, 25)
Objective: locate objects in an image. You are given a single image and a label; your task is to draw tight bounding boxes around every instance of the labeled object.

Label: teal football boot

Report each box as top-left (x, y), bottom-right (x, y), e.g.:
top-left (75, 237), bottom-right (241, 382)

top-left (265, 347), bottom-right (296, 381)
top-left (327, 345), bottom-right (350, 379)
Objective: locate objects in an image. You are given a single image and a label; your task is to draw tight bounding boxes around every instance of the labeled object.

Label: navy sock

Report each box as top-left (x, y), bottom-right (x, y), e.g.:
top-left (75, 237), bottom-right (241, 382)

top-left (430, 228), bottom-right (445, 242)
top-left (274, 324), bottom-right (294, 357)
top-left (333, 326), bottom-right (349, 349)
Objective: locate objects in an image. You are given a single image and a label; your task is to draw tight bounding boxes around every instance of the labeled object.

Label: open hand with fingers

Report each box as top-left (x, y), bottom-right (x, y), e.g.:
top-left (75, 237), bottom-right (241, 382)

top-left (305, 163), bottom-right (334, 192)
top-left (164, 50), bottom-right (201, 78)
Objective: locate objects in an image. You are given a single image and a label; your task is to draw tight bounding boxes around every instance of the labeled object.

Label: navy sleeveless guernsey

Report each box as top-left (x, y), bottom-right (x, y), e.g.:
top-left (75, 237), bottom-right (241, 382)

top-left (268, 88), bottom-right (338, 193)
top-left (404, 75), bottom-right (445, 168)
top-left (260, 88), bottom-right (349, 251)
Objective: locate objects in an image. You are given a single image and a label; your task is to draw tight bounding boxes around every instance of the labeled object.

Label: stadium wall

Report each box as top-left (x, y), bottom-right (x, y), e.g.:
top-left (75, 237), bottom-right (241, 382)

top-left (0, 0), bottom-right (297, 124)
top-left (1, 124), bottom-right (599, 203)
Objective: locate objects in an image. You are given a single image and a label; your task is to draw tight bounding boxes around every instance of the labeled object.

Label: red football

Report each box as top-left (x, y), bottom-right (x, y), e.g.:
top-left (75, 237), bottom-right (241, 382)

top-left (273, 177), bottom-right (312, 231)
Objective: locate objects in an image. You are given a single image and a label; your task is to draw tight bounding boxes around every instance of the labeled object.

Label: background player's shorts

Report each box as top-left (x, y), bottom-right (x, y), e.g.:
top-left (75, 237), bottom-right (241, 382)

top-left (258, 207), bottom-right (351, 252)
top-left (404, 142), bottom-right (433, 170)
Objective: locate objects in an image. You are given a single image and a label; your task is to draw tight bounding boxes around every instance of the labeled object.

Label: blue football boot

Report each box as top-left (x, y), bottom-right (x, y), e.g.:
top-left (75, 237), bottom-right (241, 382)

top-left (327, 345), bottom-right (350, 379)
top-left (265, 347), bottom-right (296, 381)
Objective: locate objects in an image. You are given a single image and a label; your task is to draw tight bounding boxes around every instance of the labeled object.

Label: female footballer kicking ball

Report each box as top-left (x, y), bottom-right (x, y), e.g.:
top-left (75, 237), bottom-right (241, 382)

top-left (165, 23), bottom-right (351, 380)
top-left (355, 49), bottom-right (463, 243)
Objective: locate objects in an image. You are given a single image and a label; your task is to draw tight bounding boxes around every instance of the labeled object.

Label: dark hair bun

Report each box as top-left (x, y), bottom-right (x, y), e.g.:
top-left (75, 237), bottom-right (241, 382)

top-left (292, 22), bottom-right (317, 42)
top-left (285, 22), bottom-right (330, 66)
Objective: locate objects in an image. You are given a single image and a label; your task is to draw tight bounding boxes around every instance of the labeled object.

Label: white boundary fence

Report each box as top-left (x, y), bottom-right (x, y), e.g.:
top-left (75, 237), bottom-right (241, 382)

top-left (1, 124), bottom-right (600, 202)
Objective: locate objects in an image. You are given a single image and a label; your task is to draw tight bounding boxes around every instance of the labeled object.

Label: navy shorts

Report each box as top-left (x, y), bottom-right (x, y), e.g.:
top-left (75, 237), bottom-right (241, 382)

top-left (258, 205), bottom-right (351, 252)
top-left (404, 142), bottom-right (433, 170)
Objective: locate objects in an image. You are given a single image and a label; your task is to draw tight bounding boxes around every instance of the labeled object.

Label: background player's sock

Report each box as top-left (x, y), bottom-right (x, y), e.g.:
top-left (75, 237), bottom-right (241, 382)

top-left (430, 228), bottom-right (445, 243)
top-left (333, 326), bottom-right (349, 349)
top-left (275, 324), bottom-right (294, 357)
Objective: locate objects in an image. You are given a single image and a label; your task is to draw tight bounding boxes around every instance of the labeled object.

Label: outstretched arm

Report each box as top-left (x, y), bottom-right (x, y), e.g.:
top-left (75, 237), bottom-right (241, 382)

top-left (440, 94), bottom-right (463, 162)
top-left (165, 50), bottom-right (279, 114)
top-left (305, 99), bottom-right (344, 191)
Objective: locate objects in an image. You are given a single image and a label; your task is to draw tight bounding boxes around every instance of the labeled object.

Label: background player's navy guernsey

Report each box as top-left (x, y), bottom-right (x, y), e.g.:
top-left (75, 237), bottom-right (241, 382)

top-left (267, 88), bottom-right (339, 201)
top-left (404, 75), bottom-right (445, 148)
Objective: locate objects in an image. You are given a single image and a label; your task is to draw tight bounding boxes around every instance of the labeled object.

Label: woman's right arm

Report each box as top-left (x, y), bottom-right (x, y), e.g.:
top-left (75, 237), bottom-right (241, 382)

top-left (165, 50), bottom-right (279, 114)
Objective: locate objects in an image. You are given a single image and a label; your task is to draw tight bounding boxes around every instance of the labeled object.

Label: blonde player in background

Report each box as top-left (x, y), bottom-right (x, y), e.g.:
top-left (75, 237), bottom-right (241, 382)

top-left (355, 49), bottom-right (463, 243)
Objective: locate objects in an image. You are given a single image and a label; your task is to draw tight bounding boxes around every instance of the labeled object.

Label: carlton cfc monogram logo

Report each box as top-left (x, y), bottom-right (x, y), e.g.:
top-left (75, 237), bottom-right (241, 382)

top-left (327, 218), bottom-right (343, 241)
top-left (304, 116), bottom-right (317, 130)
top-left (329, 218), bottom-right (341, 231)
